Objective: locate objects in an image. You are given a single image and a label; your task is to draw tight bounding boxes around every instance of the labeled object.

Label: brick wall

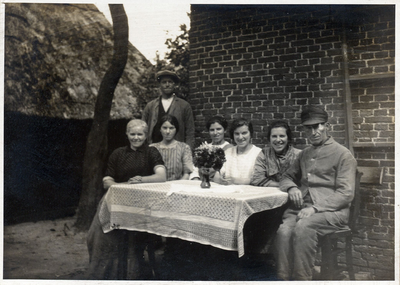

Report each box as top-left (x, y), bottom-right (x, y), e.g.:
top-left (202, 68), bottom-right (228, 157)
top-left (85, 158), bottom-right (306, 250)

top-left (189, 4), bottom-right (395, 280)
top-left (352, 78), bottom-right (395, 144)
top-left (353, 146), bottom-right (395, 279)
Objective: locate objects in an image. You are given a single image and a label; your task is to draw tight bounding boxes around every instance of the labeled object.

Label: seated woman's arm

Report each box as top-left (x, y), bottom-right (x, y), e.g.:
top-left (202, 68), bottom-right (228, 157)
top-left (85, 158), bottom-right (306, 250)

top-left (250, 152), bottom-right (279, 187)
top-left (103, 165), bottom-right (166, 190)
top-left (145, 165), bottom-right (167, 183)
top-left (213, 171), bottom-right (222, 184)
top-left (181, 143), bottom-right (194, 180)
top-left (103, 176), bottom-right (119, 190)
top-left (189, 167), bottom-right (200, 180)
top-left (129, 165), bottom-right (167, 184)
top-left (181, 173), bottom-right (190, 180)
top-left (213, 169), bottom-right (232, 185)
top-left (128, 146), bottom-right (166, 183)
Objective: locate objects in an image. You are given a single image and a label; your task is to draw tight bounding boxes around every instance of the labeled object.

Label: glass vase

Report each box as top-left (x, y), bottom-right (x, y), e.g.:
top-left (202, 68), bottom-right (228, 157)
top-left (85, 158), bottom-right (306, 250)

top-left (200, 167), bottom-right (211, 188)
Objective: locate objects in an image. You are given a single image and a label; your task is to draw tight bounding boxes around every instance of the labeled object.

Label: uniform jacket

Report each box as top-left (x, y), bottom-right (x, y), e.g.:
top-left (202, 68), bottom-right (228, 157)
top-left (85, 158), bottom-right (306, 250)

top-left (280, 137), bottom-right (357, 225)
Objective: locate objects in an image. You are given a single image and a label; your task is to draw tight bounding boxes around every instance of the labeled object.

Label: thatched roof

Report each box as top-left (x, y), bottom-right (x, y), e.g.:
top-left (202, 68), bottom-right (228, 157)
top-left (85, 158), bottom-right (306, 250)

top-left (5, 3), bottom-right (152, 119)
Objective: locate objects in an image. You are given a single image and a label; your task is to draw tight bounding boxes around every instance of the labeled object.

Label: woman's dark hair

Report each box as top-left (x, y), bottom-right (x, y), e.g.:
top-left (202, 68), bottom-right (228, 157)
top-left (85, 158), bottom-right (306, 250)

top-left (160, 114), bottom-right (180, 133)
top-left (229, 118), bottom-right (253, 140)
top-left (206, 116), bottom-right (228, 131)
top-left (266, 120), bottom-right (293, 144)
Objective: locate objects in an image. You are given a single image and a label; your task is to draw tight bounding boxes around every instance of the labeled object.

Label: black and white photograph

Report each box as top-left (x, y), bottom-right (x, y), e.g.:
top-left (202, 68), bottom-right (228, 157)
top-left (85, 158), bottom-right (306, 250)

top-left (1, 0), bottom-right (398, 283)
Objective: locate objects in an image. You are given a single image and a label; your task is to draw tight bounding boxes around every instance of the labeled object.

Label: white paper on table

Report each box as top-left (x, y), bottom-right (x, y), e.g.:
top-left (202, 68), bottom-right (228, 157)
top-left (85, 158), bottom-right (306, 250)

top-left (166, 183), bottom-right (244, 196)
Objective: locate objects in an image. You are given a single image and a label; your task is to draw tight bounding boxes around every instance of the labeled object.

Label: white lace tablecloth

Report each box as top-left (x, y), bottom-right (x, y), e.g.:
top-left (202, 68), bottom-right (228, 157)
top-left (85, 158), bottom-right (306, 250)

top-left (98, 180), bottom-right (288, 257)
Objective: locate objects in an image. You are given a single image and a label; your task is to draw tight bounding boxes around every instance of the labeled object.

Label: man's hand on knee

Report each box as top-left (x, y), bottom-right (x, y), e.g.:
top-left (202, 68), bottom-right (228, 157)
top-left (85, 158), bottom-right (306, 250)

top-left (288, 187), bottom-right (303, 209)
top-left (296, 206), bottom-right (317, 221)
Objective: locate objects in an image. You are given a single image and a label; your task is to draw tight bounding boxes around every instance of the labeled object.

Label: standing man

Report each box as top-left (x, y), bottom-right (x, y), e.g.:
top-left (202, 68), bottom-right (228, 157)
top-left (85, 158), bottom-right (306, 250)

top-left (142, 70), bottom-right (195, 150)
top-left (275, 105), bottom-right (357, 280)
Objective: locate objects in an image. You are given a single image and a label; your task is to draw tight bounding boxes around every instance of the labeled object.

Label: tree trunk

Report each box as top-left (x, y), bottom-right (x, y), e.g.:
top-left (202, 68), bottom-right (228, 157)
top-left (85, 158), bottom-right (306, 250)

top-left (75, 4), bottom-right (129, 231)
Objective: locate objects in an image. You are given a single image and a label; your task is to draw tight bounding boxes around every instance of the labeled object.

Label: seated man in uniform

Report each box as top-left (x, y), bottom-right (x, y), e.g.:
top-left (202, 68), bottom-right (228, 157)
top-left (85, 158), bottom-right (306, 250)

top-left (275, 105), bottom-right (357, 280)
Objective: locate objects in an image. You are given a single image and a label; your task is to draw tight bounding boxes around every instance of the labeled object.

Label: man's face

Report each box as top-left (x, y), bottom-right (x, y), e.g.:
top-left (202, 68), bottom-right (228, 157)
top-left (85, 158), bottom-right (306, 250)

top-left (159, 76), bottom-right (176, 97)
top-left (304, 122), bottom-right (329, 146)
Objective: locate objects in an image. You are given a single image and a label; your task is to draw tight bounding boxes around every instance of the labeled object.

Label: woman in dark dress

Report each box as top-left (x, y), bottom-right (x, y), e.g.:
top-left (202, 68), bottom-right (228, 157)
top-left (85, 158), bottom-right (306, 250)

top-left (86, 119), bottom-right (166, 280)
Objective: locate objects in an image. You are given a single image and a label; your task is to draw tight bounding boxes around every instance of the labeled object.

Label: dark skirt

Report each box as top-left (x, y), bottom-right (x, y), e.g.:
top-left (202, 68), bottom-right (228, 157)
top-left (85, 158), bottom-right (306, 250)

top-left (86, 199), bottom-right (152, 280)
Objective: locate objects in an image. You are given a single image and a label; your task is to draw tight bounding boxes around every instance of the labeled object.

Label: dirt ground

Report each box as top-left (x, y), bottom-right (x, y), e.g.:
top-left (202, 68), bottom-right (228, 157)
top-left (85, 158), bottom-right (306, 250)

top-left (2, 215), bottom-right (278, 283)
top-left (3, 215), bottom-right (372, 283)
top-left (3, 216), bottom-right (88, 280)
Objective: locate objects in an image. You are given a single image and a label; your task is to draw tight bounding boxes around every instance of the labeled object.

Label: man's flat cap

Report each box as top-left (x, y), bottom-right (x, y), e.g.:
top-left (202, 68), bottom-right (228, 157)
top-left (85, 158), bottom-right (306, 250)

top-left (301, 106), bottom-right (328, 126)
top-left (156, 70), bottom-right (180, 83)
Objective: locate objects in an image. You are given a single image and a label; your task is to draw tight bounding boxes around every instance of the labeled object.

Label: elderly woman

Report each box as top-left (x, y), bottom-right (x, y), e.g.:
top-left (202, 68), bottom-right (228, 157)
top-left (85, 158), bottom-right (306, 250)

top-left (86, 119), bottom-right (166, 280)
top-left (214, 118), bottom-right (262, 185)
top-left (150, 114), bottom-right (194, 180)
top-left (251, 120), bottom-right (301, 187)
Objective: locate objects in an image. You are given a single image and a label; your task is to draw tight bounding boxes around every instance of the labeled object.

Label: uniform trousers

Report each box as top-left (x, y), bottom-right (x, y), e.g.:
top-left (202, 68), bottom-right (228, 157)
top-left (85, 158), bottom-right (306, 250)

top-left (274, 197), bottom-right (345, 280)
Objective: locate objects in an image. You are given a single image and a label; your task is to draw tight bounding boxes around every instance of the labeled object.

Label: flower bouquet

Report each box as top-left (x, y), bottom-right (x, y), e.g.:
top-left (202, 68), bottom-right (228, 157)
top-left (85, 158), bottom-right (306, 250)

top-left (193, 142), bottom-right (226, 188)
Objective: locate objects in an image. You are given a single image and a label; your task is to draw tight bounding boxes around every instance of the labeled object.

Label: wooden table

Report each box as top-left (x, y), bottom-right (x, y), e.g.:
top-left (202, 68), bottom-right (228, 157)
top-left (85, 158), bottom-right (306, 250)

top-left (98, 180), bottom-right (288, 257)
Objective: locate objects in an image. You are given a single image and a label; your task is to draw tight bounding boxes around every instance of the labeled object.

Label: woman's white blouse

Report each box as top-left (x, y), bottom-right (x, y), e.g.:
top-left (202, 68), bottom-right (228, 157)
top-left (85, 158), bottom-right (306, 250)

top-left (220, 145), bottom-right (262, 185)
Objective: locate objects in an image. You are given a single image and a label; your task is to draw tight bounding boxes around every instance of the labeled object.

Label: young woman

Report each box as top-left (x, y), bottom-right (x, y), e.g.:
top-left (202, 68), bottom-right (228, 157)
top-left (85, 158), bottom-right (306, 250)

top-left (214, 118), bottom-right (262, 185)
top-left (150, 114), bottom-right (194, 181)
top-left (207, 116), bottom-right (233, 150)
top-left (250, 120), bottom-right (301, 187)
top-left (190, 116), bottom-right (233, 181)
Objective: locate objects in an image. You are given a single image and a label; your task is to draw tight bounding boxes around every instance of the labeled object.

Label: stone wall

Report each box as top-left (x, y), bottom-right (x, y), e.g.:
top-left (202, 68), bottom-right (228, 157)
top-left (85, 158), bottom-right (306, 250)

top-left (189, 4), bottom-right (395, 280)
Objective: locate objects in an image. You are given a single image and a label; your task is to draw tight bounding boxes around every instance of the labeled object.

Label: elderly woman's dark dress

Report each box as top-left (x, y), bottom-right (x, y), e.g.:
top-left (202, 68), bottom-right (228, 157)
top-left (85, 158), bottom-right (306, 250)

top-left (86, 143), bottom-right (165, 279)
